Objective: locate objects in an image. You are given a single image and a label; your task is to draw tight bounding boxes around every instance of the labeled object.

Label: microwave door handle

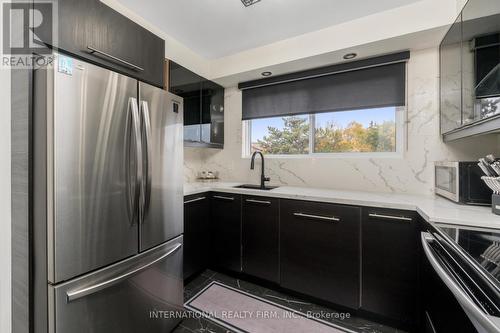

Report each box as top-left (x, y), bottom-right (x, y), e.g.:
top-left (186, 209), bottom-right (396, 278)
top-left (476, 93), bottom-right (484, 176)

top-left (421, 233), bottom-right (500, 333)
top-left (140, 100), bottom-right (152, 221)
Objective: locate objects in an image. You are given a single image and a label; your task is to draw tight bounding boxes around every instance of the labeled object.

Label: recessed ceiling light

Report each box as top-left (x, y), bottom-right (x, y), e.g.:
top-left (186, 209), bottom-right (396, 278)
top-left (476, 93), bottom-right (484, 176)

top-left (343, 53), bottom-right (357, 60)
top-left (241, 0), bottom-right (261, 7)
top-left (261, 71), bottom-right (272, 77)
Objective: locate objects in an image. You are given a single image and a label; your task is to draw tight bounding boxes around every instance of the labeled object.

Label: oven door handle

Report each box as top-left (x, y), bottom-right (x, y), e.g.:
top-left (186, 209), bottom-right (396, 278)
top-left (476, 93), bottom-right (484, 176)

top-left (421, 232), bottom-right (500, 333)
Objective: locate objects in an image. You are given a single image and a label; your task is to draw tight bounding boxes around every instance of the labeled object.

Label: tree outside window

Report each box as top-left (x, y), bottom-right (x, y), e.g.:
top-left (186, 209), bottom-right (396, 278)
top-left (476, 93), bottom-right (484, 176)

top-left (249, 107), bottom-right (398, 155)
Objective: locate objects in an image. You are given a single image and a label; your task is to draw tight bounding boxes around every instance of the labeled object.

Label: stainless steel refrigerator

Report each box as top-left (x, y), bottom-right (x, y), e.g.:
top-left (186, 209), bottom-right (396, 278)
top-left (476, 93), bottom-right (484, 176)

top-left (32, 54), bottom-right (184, 333)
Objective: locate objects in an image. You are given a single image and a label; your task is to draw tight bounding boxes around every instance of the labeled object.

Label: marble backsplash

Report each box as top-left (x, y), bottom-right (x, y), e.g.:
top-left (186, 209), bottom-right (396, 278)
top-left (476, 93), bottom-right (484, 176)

top-left (184, 48), bottom-right (500, 195)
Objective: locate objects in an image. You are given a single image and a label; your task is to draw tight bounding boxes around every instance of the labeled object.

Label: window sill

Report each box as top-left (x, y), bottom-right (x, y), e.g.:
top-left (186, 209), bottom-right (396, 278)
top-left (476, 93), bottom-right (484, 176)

top-left (241, 152), bottom-right (403, 159)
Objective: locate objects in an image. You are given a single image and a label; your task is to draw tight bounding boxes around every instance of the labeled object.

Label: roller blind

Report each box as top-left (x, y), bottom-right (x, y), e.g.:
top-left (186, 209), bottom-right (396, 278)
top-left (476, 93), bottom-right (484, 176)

top-left (240, 52), bottom-right (408, 121)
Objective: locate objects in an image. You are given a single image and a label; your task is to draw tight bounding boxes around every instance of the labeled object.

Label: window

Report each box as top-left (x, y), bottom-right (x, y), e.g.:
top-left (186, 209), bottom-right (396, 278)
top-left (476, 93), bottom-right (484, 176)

top-left (249, 115), bottom-right (310, 155)
top-left (240, 54), bottom-right (409, 157)
top-left (245, 107), bottom-right (403, 157)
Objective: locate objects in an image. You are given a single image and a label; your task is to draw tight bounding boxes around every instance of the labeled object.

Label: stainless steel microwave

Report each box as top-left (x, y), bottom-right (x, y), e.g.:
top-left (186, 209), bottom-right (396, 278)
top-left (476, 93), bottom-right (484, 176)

top-left (434, 161), bottom-right (492, 205)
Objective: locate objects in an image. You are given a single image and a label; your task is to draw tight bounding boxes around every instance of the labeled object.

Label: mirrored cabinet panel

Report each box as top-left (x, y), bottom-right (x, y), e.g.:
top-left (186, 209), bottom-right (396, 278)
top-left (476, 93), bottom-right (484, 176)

top-left (169, 62), bottom-right (203, 144)
top-left (462, 0), bottom-right (500, 124)
top-left (201, 80), bottom-right (225, 147)
top-left (169, 62), bottom-right (225, 148)
top-left (440, 14), bottom-right (463, 134)
top-left (440, 0), bottom-right (500, 140)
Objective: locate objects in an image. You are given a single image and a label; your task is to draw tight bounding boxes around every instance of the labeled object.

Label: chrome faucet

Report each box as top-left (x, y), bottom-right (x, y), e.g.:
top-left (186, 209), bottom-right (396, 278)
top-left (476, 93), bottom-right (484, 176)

top-left (250, 151), bottom-right (270, 189)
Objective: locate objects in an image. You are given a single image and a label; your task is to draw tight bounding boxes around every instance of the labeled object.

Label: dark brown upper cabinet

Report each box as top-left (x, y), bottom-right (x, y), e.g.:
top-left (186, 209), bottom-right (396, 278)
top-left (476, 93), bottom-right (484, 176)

top-left (169, 61), bottom-right (224, 148)
top-left (34, 0), bottom-right (165, 88)
top-left (440, 0), bottom-right (500, 141)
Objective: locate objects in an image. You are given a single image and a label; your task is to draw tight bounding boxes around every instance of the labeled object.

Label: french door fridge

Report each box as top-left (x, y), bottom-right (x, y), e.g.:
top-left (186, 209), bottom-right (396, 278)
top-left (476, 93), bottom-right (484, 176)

top-left (33, 54), bottom-right (184, 333)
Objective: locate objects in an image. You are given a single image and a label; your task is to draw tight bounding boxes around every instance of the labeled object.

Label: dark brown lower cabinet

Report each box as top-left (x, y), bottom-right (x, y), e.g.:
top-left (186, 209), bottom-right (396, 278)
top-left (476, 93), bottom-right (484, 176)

top-left (183, 194), bottom-right (210, 280)
top-left (242, 196), bottom-right (279, 283)
top-left (211, 192), bottom-right (242, 272)
top-left (280, 199), bottom-right (361, 309)
top-left (361, 208), bottom-right (418, 329)
top-left (184, 192), bottom-right (425, 329)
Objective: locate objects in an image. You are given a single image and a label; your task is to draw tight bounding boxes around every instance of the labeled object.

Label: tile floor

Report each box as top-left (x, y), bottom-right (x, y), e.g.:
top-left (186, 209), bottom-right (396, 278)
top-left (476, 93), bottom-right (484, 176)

top-left (173, 270), bottom-right (406, 333)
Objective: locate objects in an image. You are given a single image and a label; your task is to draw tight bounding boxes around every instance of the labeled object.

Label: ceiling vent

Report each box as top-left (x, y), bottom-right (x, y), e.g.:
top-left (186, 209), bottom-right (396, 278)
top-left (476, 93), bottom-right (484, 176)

top-left (241, 0), bottom-right (261, 7)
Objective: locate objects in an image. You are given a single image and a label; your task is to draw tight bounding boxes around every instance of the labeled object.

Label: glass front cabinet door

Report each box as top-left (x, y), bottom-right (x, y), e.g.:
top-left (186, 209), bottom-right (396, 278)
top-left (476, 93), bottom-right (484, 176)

top-left (440, 14), bottom-right (463, 134)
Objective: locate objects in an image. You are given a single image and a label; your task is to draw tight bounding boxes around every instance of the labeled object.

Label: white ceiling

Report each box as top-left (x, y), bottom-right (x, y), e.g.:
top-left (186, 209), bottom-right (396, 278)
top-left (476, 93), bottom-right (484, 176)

top-left (116, 0), bottom-right (422, 59)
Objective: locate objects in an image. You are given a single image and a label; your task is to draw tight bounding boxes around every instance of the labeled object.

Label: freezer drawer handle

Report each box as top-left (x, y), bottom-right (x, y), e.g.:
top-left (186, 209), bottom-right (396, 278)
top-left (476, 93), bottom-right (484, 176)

top-left (184, 196), bottom-right (206, 204)
top-left (368, 213), bottom-right (412, 222)
top-left (87, 46), bottom-right (144, 72)
top-left (293, 212), bottom-right (340, 222)
top-left (213, 195), bottom-right (235, 201)
top-left (245, 199), bottom-right (271, 205)
top-left (66, 243), bottom-right (182, 302)
top-left (421, 233), bottom-right (500, 333)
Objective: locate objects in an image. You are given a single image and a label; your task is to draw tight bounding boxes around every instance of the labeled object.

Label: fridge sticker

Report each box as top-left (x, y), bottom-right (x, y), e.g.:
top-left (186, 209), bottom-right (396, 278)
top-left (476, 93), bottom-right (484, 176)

top-left (58, 56), bottom-right (73, 75)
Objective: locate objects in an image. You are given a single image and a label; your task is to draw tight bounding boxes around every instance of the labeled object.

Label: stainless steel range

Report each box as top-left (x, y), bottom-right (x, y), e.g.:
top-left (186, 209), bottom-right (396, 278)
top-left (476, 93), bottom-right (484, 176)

top-left (32, 54), bottom-right (184, 333)
top-left (422, 224), bottom-right (500, 333)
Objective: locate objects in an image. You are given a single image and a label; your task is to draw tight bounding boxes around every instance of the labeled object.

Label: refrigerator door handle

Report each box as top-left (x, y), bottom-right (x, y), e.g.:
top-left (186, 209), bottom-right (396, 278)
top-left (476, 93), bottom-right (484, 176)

top-left (66, 242), bottom-right (182, 302)
top-left (129, 97), bottom-right (143, 224)
top-left (140, 100), bottom-right (153, 221)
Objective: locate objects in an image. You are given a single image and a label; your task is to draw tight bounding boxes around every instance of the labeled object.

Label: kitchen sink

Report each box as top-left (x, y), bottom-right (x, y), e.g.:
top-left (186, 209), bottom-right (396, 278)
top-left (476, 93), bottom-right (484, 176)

top-left (234, 184), bottom-right (279, 191)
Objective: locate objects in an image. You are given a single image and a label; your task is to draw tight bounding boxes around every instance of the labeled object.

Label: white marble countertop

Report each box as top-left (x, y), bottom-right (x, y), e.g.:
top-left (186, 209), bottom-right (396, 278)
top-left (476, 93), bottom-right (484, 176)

top-left (184, 182), bottom-right (500, 229)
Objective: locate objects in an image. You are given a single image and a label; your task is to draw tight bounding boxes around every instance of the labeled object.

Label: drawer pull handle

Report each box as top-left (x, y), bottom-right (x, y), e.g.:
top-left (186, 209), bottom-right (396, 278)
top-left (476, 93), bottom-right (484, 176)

top-left (87, 46), bottom-right (144, 72)
top-left (368, 213), bottom-right (412, 222)
top-left (184, 196), bottom-right (206, 204)
top-left (293, 212), bottom-right (340, 222)
top-left (245, 199), bottom-right (271, 205)
top-left (213, 195), bottom-right (235, 201)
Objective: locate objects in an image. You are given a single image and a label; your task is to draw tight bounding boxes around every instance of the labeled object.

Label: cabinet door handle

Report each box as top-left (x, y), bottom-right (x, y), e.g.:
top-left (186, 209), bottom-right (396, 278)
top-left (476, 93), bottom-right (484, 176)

top-left (368, 213), bottom-right (412, 222)
top-left (293, 212), bottom-right (340, 222)
top-left (245, 199), bottom-right (271, 205)
top-left (87, 46), bottom-right (144, 72)
top-left (184, 196), bottom-right (206, 204)
top-left (213, 195), bottom-right (235, 201)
